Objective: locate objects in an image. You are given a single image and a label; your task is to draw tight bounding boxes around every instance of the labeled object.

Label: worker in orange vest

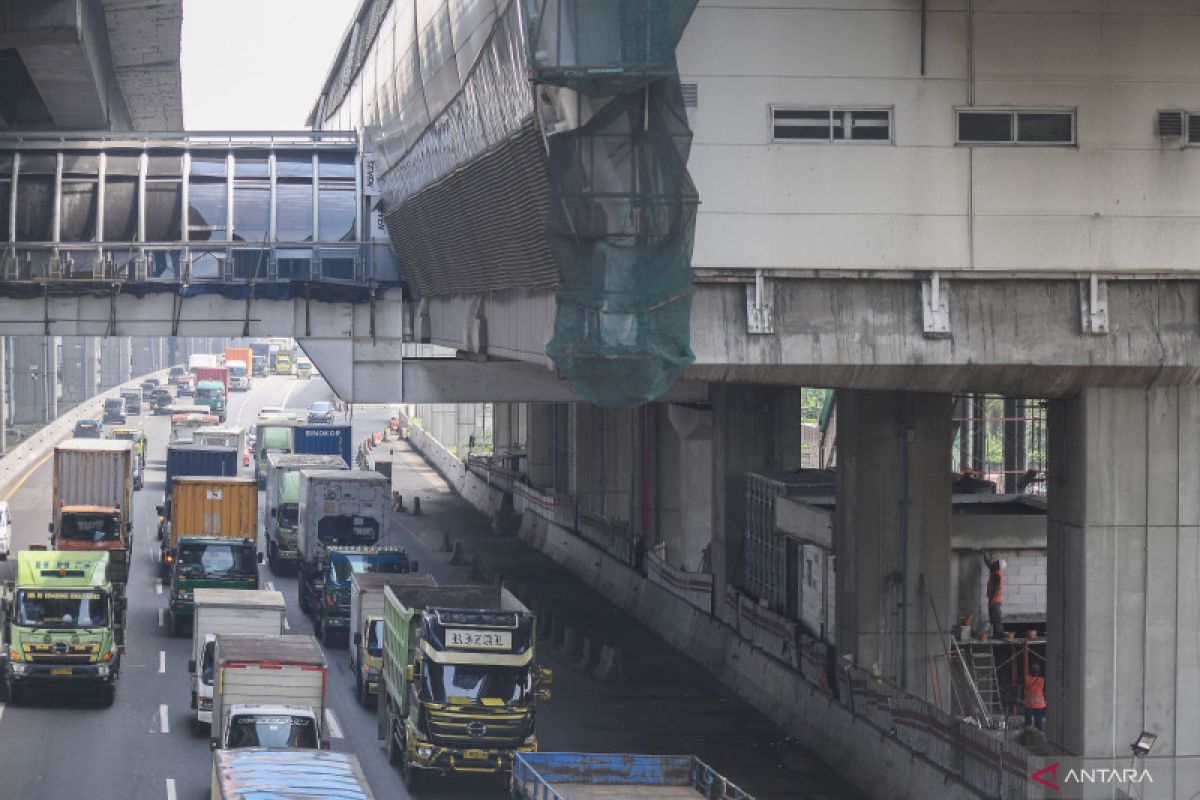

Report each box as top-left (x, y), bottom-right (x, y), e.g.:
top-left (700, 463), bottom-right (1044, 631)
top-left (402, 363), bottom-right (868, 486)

top-left (983, 554), bottom-right (1006, 638)
top-left (1023, 662), bottom-right (1047, 731)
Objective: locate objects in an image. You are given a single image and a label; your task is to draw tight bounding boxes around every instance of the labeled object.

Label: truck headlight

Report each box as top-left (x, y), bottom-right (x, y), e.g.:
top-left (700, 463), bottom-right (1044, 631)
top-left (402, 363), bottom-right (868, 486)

top-left (416, 745), bottom-right (433, 759)
top-left (96, 665), bottom-right (110, 677)
top-left (10, 663), bottom-right (26, 675)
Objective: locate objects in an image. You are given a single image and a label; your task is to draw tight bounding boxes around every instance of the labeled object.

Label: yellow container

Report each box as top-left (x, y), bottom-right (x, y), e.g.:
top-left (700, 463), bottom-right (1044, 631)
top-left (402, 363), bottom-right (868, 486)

top-left (169, 476), bottom-right (258, 550)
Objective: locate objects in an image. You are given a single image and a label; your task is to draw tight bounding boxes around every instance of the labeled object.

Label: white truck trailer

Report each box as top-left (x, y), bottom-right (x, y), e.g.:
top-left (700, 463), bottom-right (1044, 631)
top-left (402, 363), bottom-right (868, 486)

top-left (189, 589), bottom-right (286, 729)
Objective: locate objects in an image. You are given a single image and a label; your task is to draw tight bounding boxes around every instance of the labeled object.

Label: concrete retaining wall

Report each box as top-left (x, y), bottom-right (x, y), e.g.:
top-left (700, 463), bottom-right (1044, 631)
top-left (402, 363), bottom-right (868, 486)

top-left (0, 367), bottom-right (168, 498)
top-left (403, 423), bottom-right (996, 800)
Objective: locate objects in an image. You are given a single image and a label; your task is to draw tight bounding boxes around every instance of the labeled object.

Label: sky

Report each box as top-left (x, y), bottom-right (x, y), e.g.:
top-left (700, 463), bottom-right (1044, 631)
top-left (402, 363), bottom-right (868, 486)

top-left (181, 0), bottom-right (359, 130)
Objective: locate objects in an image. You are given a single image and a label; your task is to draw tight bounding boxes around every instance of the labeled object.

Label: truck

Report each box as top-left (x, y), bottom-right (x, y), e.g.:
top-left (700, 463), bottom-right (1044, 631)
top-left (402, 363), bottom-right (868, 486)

top-left (293, 424), bottom-right (353, 469)
top-left (378, 584), bottom-right (551, 789)
top-left (189, 353), bottom-right (220, 374)
top-left (273, 350), bottom-right (293, 375)
top-left (106, 427), bottom-right (146, 490)
top-left (511, 754), bottom-right (754, 800)
top-left (249, 341), bottom-right (270, 377)
top-left (194, 426), bottom-right (244, 453)
top-left (349, 573), bottom-right (436, 707)
top-left (171, 410), bottom-right (220, 444)
top-left (49, 440), bottom-right (135, 591)
top-left (264, 453), bottom-right (347, 573)
top-left (254, 418), bottom-right (295, 488)
top-left (211, 634), bottom-right (329, 750)
top-left (194, 366), bottom-right (229, 422)
top-left (296, 357), bottom-right (312, 379)
top-left (211, 749), bottom-right (374, 800)
top-left (3, 551), bottom-right (122, 705)
top-left (120, 387), bottom-right (142, 415)
top-left (189, 588), bottom-right (286, 729)
top-left (303, 546), bottom-right (411, 645)
top-left (162, 476), bottom-right (261, 635)
top-left (102, 397), bottom-right (126, 425)
top-left (224, 347), bottom-right (253, 390)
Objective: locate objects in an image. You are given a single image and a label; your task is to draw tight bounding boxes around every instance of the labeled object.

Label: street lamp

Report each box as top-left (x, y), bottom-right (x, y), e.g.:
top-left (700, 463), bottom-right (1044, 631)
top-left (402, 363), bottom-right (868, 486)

top-left (1131, 731), bottom-right (1156, 757)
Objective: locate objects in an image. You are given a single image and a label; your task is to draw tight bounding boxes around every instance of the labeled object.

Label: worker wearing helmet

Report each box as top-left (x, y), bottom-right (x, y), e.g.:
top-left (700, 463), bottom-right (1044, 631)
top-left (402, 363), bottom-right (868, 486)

top-left (983, 554), bottom-right (1006, 638)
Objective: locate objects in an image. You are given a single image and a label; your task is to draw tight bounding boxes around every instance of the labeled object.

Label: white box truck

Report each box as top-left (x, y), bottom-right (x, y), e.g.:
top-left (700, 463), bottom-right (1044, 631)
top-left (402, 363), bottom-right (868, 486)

top-left (210, 634), bottom-right (329, 750)
top-left (189, 589), bottom-right (286, 729)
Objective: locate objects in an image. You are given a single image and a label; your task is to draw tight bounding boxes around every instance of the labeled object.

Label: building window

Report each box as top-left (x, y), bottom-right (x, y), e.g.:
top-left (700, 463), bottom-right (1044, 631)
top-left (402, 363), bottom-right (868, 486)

top-left (957, 109), bottom-right (1074, 145)
top-left (771, 107), bottom-right (892, 143)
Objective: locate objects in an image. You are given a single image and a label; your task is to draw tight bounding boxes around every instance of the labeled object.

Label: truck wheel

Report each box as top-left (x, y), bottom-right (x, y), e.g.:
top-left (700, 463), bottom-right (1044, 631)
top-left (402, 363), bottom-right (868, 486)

top-left (298, 586), bottom-right (311, 614)
top-left (401, 747), bottom-right (424, 792)
top-left (171, 612), bottom-right (186, 637)
top-left (99, 686), bottom-right (115, 707)
top-left (6, 682), bottom-right (20, 704)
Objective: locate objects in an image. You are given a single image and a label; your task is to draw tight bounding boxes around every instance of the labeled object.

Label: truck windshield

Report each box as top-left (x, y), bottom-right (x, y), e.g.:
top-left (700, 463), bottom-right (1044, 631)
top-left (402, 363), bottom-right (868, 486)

top-left (16, 589), bottom-right (109, 628)
top-left (367, 619), bottom-right (384, 656)
top-left (105, 400), bottom-right (123, 410)
top-left (196, 387), bottom-right (223, 401)
top-left (277, 504), bottom-right (298, 528)
top-left (177, 542), bottom-right (257, 578)
top-left (60, 512), bottom-right (121, 542)
top-left (329, 554), bottom-right (405, 583)
top-left (226, 714), bottom-right (317, 749)
top-left (316, 515), bottom-right (380, 547)
top-left (424, 663), bottom-right (528, 705)
top-left (228, 365), bottom-right (246, 378)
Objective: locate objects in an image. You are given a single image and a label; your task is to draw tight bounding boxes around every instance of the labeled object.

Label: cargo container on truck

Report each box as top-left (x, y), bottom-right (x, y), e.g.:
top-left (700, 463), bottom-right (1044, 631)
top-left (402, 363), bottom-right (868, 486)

top-left (194, 367), bottom-right (229, 422)
top-left (194, 426), bottom-right (244, 453)
top-left (160, 443), bottom-right (239, 541)
top-left (254, 419), bottom-right (295, 488)
top-left (211, 748), bottom-right (375, 800)
top-left (106, 427), bottom-right (146, 490)
top-left (189, 589), bottom-right (286, 729)
top-left (189, 353), bottom-right (220, 374)
top-left (49, 440), bottom-right (135, 594)
top-left (171, 410), bottom-right (220, 444)
top-left (211, 634), bottom-right (329, 750)
top-left (292, 424), bottom-right (352, 470)
top-left (3, 551), bottom-right (122, 705)
top-left (350, 573), bottom-right (436, 707)
top-left (511, 753), bottom-right (754, 800)
top-left (264, 453), bottom-right (347, 573)
top-left (378, 584), bottom-right (551, 788)
top-left (161, 477), bottom-right (261, 634)
top-left (224, 347), bottom-right (252, 390)
top-left (249, 341), bottom-right (269, 377)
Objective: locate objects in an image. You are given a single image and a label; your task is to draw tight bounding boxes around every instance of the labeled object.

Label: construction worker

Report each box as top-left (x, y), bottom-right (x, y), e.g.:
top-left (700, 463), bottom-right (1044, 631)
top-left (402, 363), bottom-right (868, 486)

top-left (983, 554), bottom-right (1005, 638)
top-left (1023, 662), bottom-right (1047, 731)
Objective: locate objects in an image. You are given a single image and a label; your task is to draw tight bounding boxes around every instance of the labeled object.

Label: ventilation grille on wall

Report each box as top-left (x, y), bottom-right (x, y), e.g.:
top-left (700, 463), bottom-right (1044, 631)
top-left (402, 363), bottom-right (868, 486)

top-left (681, 82), bottom-right (698, 109)
top-left (1158, 110), bottom-right (1184, 138)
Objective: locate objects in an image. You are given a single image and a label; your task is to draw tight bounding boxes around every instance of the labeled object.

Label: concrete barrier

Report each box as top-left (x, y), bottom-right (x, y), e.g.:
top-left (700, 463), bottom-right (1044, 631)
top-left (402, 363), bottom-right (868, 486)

top-left (0, 368), bottom-right (169, 499)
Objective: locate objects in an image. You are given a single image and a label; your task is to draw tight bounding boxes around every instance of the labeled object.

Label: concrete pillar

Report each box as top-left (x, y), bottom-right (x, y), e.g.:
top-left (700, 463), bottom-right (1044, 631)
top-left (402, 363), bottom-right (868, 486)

top-left (1047, 387), bottom-right (1200, 759)
top-left (527, 403), bottom-right (557, 489)
top-left (99, 336), bottom-right (131, 391)
top-left (60, 337), bottom-right (100, 410)
top-left (667, 402), bottom-right (711, 572)
top-left (835, 390), bottom-right (953, 699)
top-left (10, 337), bottom-right (57, 425)
top-left (710, 384), bottom-right (801, 600)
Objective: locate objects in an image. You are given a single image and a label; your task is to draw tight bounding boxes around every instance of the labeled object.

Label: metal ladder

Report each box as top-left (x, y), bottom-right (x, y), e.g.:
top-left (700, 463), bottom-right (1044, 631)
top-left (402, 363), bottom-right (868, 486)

top-left (967, 646), bottom-right (1004, 720)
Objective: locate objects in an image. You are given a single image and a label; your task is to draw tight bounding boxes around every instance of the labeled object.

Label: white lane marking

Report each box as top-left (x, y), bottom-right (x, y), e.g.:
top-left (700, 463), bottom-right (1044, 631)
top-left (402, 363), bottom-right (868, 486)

top-left (155, 579), bottom-right (162, 595)
top-left (283, 617), bottom-right (290, 631)
top-left (166, 778), bottom-right (176, 800)
top-left (266, 581), bottom-right (275, 591)
top-left (158, 651), bottom-right (166, 674)
top-left (326, 708), bottom-right (344, 739)
top-left (157, 608), bottom-right (164, 627)
top-left (159, 704), bottom-right (169, 734)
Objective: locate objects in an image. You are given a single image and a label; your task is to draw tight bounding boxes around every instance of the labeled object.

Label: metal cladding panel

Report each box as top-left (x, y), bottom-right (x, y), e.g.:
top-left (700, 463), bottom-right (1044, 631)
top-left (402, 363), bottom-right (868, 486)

top-left (293, 425), bottom-right (353, 467)
top-left (170, 477), bottom-right (258, 542)
top-left (296, 471), bottom-right (391, 561)
top-left (214, 748), bottom-right (373, 799)
top-left (53, 440), bottom-right (134, 510)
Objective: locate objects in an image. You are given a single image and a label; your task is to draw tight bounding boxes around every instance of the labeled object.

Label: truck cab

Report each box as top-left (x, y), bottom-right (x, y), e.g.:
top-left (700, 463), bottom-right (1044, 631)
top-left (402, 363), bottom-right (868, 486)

top-left (350, 573), bottom-right (437, 707)
top-left (274, 352), bottom-right (293, 375)
top-left (3, 551), bottom-right (122, 705)
top-left (120, 388), bottom-right (142, 415)
top-left (49, 440), bottom-right (135, 587)
top-left (303, 547), bottom-right (411, 645)
top-left (296, 359), bottom-right (312, 379)
top-left (102, 398), bottom-right (126, 425)
top-left (226, 360), bottom-right (249, 391)
top-left (195, 380), bottom-right (227, 423)
top-left (254, 420), bottom-right (295, 488)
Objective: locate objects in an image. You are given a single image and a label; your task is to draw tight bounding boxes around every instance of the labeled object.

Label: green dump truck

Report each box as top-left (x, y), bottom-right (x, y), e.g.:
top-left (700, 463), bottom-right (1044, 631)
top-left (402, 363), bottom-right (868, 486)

top-left (4, 551), bottom-right (122, 705)
top-left (378, 584), bottom-right (551, 789)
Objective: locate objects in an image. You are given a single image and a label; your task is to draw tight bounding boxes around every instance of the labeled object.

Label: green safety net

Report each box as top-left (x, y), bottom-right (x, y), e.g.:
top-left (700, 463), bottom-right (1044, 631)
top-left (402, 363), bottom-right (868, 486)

top-left (526, 0), bottom-right (700, 408)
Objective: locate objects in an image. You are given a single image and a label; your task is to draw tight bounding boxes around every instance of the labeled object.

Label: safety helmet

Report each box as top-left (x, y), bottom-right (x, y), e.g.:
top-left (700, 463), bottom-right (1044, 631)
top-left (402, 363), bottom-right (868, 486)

top-left (998, 559), bottom-right (1007, 570)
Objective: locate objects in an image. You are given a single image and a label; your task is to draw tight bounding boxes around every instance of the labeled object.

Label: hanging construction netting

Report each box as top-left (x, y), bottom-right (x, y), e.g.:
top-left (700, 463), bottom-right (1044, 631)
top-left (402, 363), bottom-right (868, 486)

top-left (526, 0), bottom-right (701, 408)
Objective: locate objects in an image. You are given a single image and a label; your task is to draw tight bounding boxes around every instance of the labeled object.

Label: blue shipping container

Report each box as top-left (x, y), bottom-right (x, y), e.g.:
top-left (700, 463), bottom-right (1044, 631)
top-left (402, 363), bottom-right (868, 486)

top-left (293, 424), bottom-right (352, 467)
top-left (165, 444), bottom-right (238, 489)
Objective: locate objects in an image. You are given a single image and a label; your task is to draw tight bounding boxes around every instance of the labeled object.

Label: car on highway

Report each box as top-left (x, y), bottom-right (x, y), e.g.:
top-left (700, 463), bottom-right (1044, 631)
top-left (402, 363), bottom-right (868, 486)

top-left (168, 365), bottom-right (187, 385)
top-left (73, 418), bottom-right (103, 438)
top-left (102, 397), bottom-right (127, 425)
top-left (151, 388), bottom-right (174, 415)
top-left (141, 377), bottom-right (161, 393)
top-left (0, 501), bottom-right (11, 560)
top-left (176, 376), bottom-right (195, 397)
top-left (306, 401), bottom-right (334, 424)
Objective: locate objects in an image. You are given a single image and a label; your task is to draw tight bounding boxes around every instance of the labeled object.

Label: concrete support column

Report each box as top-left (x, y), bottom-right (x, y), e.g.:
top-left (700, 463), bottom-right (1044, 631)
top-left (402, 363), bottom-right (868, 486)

top-left (10, 337), bottom-right (56, 425)
top-left (835, 390), bottom-right (953, 699)
top-left (99, 336), bottom-right (131, 391)
top-left (526, 403), bottom-right (560, 490)
top-left (710, 384), bottom-right (801, 600)
top-left (1047, 387), bottom-right (1200, 759)
top-left (667, 403), bottom-right (712, 572)
top-left (60, 336), bottom-right (99, 410)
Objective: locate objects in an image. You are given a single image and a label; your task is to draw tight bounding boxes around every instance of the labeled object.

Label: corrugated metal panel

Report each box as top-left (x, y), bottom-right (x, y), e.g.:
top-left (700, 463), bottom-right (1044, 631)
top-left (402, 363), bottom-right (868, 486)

top-left (214, 748), bottom-right (373, 800)
top-left (170, 477), bottom-right (257, 543)
top-left (54, 440), bottom-right (133, 510)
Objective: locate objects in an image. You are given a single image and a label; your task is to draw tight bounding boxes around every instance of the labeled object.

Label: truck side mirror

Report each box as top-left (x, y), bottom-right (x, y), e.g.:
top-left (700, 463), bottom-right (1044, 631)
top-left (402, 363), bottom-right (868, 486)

top-left (534, 689), bottom-right (552, 702)
top-left (187, 659), bottom-right (196, 674)
top-left (210, 740), bottom-right (219, 751)
top-left (353, 632), bottom-right (362, 646)
top-left (405, 664), bottom-right (418, 682)
top-left (126, 522), bottom-right (133, 534)
top-left (538, 666), bottom-right (554, 686)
